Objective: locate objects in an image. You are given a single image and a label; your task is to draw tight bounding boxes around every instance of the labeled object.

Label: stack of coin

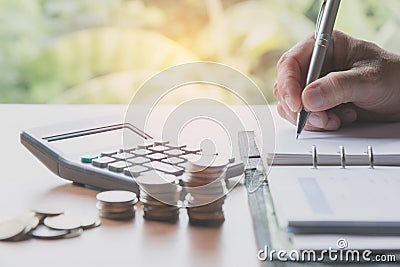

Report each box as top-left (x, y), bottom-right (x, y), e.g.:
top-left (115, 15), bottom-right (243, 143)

top-left (0, 205), bottom-right (100, 242)
top-left (182, 155), bottom-right (229, 226)
top-left (96, 190), bottom-right (138, 220)
top-left (137, 171), bottom-right (181, 222)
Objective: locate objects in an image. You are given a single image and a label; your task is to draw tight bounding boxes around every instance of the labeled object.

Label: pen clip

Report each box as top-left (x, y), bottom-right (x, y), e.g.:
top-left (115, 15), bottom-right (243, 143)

top-left (315, 0), bottom-right (327, 38)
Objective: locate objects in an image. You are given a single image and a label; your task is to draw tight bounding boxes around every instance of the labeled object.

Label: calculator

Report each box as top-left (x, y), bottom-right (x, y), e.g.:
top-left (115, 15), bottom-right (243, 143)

top-left (20, 117), bottom-right (244, 193)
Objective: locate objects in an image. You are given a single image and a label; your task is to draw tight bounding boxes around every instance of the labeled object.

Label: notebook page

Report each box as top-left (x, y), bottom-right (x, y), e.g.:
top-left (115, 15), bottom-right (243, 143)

top-left (271, 107), bottom-right (400, 155)
top-left (268, 167), bottom-right (400, 231)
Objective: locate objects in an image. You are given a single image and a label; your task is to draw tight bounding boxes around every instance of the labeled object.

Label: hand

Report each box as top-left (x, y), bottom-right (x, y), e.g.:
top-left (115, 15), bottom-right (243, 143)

top-left (274, 30), bottom-right (400, 131)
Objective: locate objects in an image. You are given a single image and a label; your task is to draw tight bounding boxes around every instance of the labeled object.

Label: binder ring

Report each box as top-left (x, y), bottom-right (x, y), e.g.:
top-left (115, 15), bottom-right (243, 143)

top-left (368, 145), bottom-right (374, 168)
top-left (339, 145), bottom-right (346, 168)
top-left (312, 145), bottom-right (318, 168)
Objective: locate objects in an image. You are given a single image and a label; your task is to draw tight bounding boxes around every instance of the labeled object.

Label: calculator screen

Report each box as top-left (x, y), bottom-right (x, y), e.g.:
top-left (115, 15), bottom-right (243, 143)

top-left (45, 128), bottom-right (143, 157)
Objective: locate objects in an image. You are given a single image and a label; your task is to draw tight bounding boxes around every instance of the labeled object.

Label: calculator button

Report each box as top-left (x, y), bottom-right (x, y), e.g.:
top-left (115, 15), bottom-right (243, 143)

top-left (226, 161), bottom-right (244, 179)
top-left (182, 147), bottom-right (202, 154)
top-left (100, 150), bottom-right (118, 156)
top-left (108, 161), bottom-right (132, 173)
top-left (137, 141), bottom-right (154, 149)
top-left (149, 145), bottom-right (169, 153)
top-left (161, 157), bottom-right (186, 165)
top-left (113, 152), bottom-right (135, 160)
top-left (147, 153), bottom-right (167, 161)
top-left (166, 144), bottom-right (186, 149)
top-left (153, 140), bottom-right (169, 146)
top-left (92, 157), bottom-right (117, 168)
top-left (124, 165), bottom-right (149, 177)
top-left (165, 149), bottom-right (184, 157)
top-left (119, 147), bottom-right (135, 153)
top-left (144, 161), bottom-right (184, 176)
top-left (132, 149), bottom-right (152, 156)
top-left (81, 155), bottom-right (98, 163)
top-left (128, 156), bottom-right (151, 165)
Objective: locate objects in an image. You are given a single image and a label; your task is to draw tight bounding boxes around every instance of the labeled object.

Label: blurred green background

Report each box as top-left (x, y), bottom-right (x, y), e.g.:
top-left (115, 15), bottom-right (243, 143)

top-left (1, 0), bottom-right (399, 104)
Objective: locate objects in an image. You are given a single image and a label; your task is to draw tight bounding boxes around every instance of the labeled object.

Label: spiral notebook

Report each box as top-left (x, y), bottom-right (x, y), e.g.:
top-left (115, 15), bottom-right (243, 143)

top-left (267, 118), bottom-right (400, 167)
top-left (263, 112), bottom-right (400, 250)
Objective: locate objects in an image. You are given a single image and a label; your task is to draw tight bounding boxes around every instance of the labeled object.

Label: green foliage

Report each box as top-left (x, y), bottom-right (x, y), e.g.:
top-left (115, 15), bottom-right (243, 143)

top-left (24, 27), bottom-right (197, 103)
top-left (0, 0), bottom-right (399, 104)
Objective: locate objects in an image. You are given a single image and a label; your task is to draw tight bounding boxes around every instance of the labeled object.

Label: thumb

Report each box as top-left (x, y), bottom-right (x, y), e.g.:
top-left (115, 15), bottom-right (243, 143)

top-left (302, 70), bottom-right (372, 112)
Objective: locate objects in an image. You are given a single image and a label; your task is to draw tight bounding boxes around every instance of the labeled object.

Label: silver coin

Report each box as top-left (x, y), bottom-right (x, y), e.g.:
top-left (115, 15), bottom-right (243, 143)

top-left (80, 214), bottom-right (101, 230)
top-left (143, 207), bottom-right (180, 214)
top-left (31, 225), bottom-right (69, 239)
top-left (140, 191), bottom-right (181, 205)
top-left (188, 205), bottom-right (223, 214)
top-left (143, 205), bottom-right (179, 213)
top-left (99, 210), bottom-right (135, 220)
top-left (143, 212), bottom-right (179, 222)
top-left (3, 213), bottom-right (41, 242)
top-left (44, 214), bottom-right (82, 230)
top-left (185, 155), bottom-right (229, 172)
top-left (136, 172), bottom-right (178, 194)
top-left (96, 200), bottom-right (137, 209)
top-left (143, 211), bottom-right (179, 219)
top-left (185, 195), bottom-right (225, 208)
top-left (96, 190), bottom-right (137, 204)
top-left (18, 213), bottom-right (40, 233)
top-left (184, 170), bottom-right (227, 180)
top-left (63, 228), bottom-right (83, 239)
top-left (187, 210), bottom-right (225, 220)
top-left (96, 202), bottom-right (134, 213)
top-left (0, 219), bottom-right (26, 241)
top-left (189, 217), bottom-right (225, 226)
top-left (31, 205), bottom-right (64, 216)
top-left (139, 197), bottom-right (175, 207)
top-left (89, 220), bottom-right (102, 229)
top-left (186, 185), bottom-right (227, 196)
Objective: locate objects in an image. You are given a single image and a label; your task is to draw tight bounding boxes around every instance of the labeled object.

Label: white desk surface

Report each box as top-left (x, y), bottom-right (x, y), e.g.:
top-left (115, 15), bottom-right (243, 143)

top-left (0, 105), bottom-right (260, 267)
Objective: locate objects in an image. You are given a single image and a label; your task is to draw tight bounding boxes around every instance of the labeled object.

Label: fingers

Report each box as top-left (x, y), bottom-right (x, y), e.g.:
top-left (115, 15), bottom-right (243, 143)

top-left (275, 34), bottom-right (315, 112)
top-left (277, 102), bottom-right (340, 131)
top-left (277, 102), bottom-right (358, 131)
top-left (333, 105), bottom-right (358, 125)
top-left (302, 69), bottom-right (377, 112)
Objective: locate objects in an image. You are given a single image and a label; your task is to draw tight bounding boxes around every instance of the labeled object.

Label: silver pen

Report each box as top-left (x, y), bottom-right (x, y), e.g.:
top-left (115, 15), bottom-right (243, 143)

top-left (296, 0), bottom-right (341, 139)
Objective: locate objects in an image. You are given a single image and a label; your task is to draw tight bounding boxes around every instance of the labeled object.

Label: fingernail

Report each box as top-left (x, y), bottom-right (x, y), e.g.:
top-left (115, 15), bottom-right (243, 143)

top-left (308, 113), bottom-right (324, 128)
top-left (284, 95), bottom-right (296, 112)
top-left (325, 118), bottom-right (340, 131)
top-left (306, 87), bottom-right (324, 109)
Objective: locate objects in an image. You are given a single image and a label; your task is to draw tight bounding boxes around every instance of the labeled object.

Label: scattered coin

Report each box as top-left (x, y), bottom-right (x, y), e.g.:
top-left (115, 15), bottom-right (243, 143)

top-left (31, 225), bottom-right (69, 240)
top-left (80, 214), bottom-right (101, 230)
top-left (9, 213), bottom-right (41, 241)
top-left (18, 212), bottom-right (40, 233)
top-left (44, 214), bottom-right (82, 231)
top-left (63, 227), bottom-right (83, 239)
top-left (0, 219), bottom-right (26, 241)
top-left (31, 204), bottom-right (64, 216)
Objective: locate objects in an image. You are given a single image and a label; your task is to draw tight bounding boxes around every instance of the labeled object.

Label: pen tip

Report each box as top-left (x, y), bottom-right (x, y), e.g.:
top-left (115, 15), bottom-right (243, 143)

top-left (296, 133), bottom-right (299, 139)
